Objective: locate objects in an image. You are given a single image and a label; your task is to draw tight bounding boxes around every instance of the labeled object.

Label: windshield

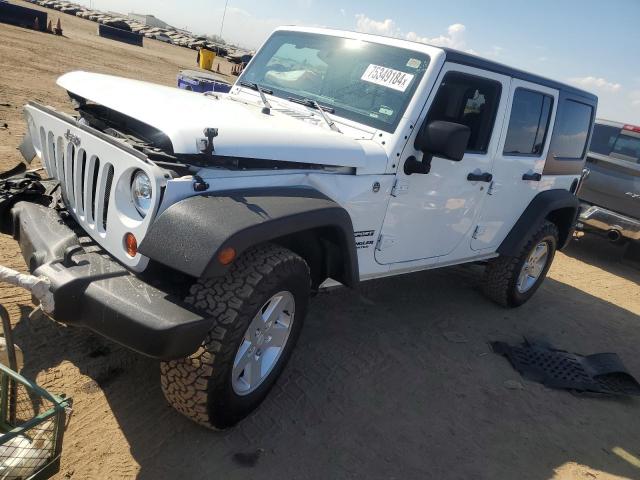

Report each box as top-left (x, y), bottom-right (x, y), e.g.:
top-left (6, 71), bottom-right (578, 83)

top-left (239, 31), bottom-right (430, 132)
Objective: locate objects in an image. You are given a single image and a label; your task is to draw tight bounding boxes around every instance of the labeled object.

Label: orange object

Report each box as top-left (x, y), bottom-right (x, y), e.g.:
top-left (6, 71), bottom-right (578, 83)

top-left (124, 233), bottom-right (138, 257)
top-left (217, 247), bottom-right (236, 265)
top-left (47, 20), bottom-right (52, 32)
top-left (54, 18), bottom-right (62, 36)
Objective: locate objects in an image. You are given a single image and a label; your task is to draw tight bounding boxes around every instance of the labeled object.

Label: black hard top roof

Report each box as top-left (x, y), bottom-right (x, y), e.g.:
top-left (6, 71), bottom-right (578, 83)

top-left (441, 48), bottom-right (597, 103)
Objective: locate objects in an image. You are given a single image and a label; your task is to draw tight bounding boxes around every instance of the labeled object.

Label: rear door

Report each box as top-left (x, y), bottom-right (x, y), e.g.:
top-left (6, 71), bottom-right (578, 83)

top-left (579, 122), bottom-right (640, 218)
top-left (471, 79), bottom-right (558, 251)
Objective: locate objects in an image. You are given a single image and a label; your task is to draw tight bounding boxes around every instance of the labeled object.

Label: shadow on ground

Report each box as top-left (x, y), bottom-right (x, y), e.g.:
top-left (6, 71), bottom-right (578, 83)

top-left (564, 236), bottom-right (640, 282)
top-left (10, 263), bottom-right (640, 480)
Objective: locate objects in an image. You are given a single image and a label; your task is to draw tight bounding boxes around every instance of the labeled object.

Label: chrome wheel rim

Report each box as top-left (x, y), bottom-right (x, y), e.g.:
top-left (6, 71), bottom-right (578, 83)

top-left (516, 242), bottom-right (549, 293)
top-left (232, 291), bottom-right (295, 396)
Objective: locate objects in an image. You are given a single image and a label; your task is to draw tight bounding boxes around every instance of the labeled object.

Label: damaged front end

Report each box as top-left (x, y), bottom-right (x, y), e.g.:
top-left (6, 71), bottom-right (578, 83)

top-left (0, 102), bottom-right (212, 360)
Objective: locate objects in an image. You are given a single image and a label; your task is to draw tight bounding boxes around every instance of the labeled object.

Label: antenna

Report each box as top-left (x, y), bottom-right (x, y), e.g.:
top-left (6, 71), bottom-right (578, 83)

top-left (219, 0), bottom-right (229, 41)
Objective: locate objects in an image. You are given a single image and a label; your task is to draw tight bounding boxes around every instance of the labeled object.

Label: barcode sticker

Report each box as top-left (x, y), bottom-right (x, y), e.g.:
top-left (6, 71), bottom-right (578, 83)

top-left (361, 64), bottom-right (415, 92)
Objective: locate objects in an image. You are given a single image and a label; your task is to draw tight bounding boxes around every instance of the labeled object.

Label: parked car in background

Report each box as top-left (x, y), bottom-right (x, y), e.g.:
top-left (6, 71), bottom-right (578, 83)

top-left (154, 33), bottom-right (173, 44)
top-left (103, 19), bottom-right (131, 31)
top-left (577, 120), bottom-right (640, 245)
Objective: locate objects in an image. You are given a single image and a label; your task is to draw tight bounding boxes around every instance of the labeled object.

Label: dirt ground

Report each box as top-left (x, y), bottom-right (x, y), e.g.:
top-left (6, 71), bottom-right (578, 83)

top-left (1, 3), bottom-right (640, 479)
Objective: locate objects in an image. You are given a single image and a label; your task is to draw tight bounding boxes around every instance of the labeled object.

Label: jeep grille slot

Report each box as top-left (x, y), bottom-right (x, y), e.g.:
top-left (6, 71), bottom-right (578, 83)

top-left (55, 136), bottom-right (65, 196)
top-left (74, 149), bottom-right (87, 216)
top-left (83, 155), bottom-right (99, 225)
top-left (64, 143), bottom-right (76, 207)
top-left (101, 164), bottom-right (114, 232)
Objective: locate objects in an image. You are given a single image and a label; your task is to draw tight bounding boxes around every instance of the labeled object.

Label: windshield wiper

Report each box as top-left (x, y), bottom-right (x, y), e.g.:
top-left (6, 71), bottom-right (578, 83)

top-left (239, 81), bottom-right (272, 114)
top-left (288, 97), bottom-right (341, 133)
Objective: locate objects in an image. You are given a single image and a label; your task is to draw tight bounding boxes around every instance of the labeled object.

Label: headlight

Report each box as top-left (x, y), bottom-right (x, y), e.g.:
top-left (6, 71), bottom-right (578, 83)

top-left (131, 170), bottom-right (152, 217)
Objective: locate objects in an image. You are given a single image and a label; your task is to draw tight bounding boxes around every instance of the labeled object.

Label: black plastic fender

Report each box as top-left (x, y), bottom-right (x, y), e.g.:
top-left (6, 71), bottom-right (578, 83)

top-left (139, 187), bottom-right (359, 287)
top-left (498, 189), bottom-right (579, 256)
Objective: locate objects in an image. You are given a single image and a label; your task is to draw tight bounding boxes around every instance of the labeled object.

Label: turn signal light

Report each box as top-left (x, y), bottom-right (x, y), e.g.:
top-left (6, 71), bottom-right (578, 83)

top-left (124, 233), bottom-right (138, 257)
top-left (217, 247), bottom-right (236, 265)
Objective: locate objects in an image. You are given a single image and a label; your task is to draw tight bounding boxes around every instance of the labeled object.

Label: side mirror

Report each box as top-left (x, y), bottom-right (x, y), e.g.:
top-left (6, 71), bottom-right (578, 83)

top-left (414, 120), bottom-right (471, 161)
top-left (405, 120), bottom-right (471, 175)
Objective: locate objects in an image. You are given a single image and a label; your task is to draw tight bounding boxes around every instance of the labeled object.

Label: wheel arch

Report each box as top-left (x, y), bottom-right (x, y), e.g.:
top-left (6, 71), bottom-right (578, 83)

top-left (139, 187), bottom-right (359, 288)
top-left (497, 189), bottom-right (579, 256)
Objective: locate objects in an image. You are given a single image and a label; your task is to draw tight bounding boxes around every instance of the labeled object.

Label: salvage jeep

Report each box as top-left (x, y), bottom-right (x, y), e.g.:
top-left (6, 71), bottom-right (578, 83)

top-left (1, 27), bottom-right (597, 428)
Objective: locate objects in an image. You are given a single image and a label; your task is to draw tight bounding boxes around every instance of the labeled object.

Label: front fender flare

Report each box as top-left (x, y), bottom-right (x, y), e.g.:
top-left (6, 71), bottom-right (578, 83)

top-left (139, 187), bottom-right (359, 286)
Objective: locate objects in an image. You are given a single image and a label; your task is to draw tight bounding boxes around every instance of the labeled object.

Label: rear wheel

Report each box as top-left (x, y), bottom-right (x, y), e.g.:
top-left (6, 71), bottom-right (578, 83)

top-left (160, 244), bottom-right (310, 429)
top-left (483, 221), bottom-right (559, 307)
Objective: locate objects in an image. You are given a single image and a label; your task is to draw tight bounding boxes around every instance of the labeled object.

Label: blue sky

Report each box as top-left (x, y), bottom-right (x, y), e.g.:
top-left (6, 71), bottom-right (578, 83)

top-left (80, 0), bottom-right (640, 124)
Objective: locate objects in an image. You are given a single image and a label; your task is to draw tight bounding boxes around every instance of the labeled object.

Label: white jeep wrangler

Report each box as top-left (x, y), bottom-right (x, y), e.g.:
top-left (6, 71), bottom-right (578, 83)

top-left (3, 27), bottom-right (597, 428)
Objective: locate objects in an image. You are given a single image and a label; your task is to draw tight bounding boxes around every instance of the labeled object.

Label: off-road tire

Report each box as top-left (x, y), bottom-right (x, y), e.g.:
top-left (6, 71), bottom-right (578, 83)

top-left (483, 221), bottom-right (559, 308)
top-left (160, 244), bottom-right (310, 429)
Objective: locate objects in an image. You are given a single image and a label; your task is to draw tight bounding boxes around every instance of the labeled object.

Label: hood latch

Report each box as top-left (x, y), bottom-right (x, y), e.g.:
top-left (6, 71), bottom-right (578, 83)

top-left (197, 128), bottom-right (219, 155)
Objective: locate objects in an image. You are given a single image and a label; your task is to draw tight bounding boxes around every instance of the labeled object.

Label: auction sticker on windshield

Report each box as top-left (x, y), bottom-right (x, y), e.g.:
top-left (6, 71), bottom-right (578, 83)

top-left (361, 64), bottom-right (415, 92)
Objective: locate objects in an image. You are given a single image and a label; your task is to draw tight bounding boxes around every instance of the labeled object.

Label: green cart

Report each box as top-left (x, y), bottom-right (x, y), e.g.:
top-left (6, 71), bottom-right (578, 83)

top-left (0, 306), bottom-right (71, 480)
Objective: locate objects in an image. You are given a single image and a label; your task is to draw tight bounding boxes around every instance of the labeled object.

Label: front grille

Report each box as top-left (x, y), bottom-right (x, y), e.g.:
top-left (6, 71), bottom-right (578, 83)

top-left (41, 127), bottom-right (113, 233)
top-left (27, 102), bottom-right (166, 272)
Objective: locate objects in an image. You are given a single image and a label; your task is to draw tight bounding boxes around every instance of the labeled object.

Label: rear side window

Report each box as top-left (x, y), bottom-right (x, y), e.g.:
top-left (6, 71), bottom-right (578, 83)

top-left (548, 99), bottom-right (593, 160)
top-left (426, 71), bottom-right (502, 153)
top-left (589, 124), bottom-right (619, 155)
top-left (503, 88), bottom-right (553, 156)
top-left (611, 134), bottom-right (640, 163)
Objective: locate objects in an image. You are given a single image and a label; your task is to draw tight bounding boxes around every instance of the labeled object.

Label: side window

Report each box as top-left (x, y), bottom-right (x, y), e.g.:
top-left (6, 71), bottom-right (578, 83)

top-left (426, 71), bottom-right (502, 153)
top-left (611, 134), bottom-right (640, 164)
top-left (548, 99), bottom-right (593, 160)
top-left (589, 124), bottom-right (619, 155)
top-left (503, 88), bottom-right (553, 156)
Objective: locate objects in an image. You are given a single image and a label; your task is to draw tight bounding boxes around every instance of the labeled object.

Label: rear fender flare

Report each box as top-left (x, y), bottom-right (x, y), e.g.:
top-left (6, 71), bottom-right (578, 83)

top-left (498, 189), bottom-right (579, 256)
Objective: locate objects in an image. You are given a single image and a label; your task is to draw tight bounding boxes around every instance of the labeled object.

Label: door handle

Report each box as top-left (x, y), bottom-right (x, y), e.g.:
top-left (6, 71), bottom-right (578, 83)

top-left (467, 172), bottom-right (493, 182)
top-left (522, 172), bottom-right (542, 181)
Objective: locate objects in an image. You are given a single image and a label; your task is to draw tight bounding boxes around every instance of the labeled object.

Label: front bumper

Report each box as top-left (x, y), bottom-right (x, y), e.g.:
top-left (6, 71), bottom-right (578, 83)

top-left (10, 201), bottom-right (210, 360)
top-left (578, 203), bottom-right (640, 241)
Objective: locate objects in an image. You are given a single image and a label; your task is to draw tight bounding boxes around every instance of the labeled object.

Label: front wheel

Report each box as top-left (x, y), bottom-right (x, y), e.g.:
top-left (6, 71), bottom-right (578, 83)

top-left (160, 244), bottom-right (310, 429)
top-left (483, 221), bottom-right (559, 307)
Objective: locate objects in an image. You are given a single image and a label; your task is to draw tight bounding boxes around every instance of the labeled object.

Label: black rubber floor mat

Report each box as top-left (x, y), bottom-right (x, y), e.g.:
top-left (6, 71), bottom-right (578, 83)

top-left (491, 339), bottom-right (640, 396)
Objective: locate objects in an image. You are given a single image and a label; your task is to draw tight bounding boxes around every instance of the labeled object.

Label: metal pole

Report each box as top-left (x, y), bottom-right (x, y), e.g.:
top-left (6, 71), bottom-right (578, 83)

top-left (1, 305), bottom-right (17, 425)
top-left (1, 306), bottom-right (17, 374)
top-left (219, 0), bottom-right (229, 41)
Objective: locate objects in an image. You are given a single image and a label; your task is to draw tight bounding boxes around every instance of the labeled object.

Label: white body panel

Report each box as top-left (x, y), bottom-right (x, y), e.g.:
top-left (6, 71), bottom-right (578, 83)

top-left (375, 64), bottom-right (511, 264)
top-left (57, 72), bottom-right (385, 170)
top-left (470, 79), bottom-right (559, 250)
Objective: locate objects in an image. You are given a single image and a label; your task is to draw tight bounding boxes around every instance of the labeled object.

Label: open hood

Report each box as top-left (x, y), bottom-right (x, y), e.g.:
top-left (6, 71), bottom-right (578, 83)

top-left (57, 71), bottom-right (387, 169)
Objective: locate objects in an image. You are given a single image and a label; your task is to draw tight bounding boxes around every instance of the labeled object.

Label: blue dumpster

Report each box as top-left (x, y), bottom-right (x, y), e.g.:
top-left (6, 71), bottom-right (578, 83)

top-left (177, 70), bottom-right (232, 94)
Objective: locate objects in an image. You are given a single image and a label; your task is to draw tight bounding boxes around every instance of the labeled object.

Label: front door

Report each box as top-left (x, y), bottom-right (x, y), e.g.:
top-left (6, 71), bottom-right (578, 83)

top-left (376, 64), bottom-right (509, 265)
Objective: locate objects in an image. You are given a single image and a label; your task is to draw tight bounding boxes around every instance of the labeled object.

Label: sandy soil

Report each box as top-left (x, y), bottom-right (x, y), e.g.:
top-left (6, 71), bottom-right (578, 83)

top-left (1, 3), bottom-right (639, 479)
